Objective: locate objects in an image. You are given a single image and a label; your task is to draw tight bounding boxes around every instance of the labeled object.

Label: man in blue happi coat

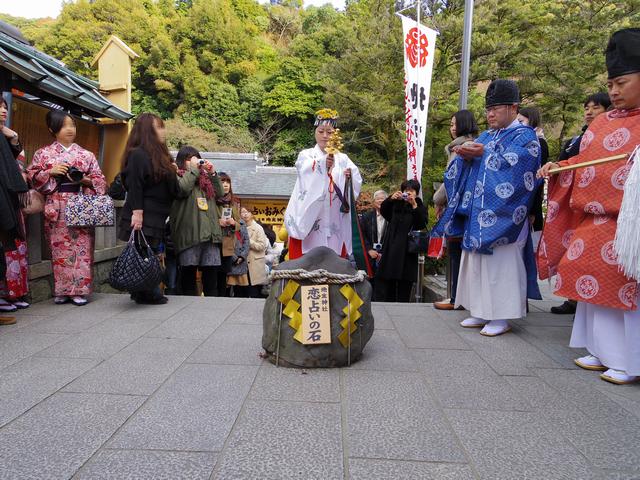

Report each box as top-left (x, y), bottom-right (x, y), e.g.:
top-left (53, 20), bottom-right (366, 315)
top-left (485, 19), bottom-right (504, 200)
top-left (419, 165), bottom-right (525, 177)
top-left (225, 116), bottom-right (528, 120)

top-left (431, 79), bottom-right (542, 336)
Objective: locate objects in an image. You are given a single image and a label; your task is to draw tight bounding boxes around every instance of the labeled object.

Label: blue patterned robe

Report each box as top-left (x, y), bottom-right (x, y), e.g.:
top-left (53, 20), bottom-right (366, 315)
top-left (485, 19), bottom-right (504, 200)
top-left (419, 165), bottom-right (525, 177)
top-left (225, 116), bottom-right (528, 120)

top-left (431, 121), bottom-right (543, 299)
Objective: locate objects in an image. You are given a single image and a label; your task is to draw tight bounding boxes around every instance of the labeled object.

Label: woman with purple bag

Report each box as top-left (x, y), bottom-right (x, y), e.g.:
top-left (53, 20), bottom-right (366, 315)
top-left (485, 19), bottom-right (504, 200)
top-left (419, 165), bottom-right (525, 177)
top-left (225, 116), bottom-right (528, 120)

top-left (27, 110), bottom-right (107, 306)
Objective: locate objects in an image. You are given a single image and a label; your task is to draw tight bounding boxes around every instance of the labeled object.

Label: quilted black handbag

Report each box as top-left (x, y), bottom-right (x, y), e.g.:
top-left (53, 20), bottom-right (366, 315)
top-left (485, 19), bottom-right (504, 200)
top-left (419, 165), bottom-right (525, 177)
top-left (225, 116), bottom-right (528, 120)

top-left (109, 230), bottom-right (163, 292)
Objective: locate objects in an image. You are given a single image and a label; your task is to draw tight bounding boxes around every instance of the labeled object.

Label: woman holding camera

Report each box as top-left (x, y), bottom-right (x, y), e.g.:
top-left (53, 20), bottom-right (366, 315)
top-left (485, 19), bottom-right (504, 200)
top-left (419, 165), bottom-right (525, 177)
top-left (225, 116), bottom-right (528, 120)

top-left (28, 110), bottom-right (106, 306)
top-left (170, 146), bottom-right (224, 296)
top-left (374, 179), bottom-right (428, 302)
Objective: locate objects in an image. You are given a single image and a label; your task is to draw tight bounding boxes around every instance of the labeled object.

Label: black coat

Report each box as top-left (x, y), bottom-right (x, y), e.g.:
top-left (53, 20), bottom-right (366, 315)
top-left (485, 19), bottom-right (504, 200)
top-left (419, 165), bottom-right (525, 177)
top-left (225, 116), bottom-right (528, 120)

top-left (118, 148), bottom-right (179, 244)
top-left (0, 135), bottom-right (27, 241)
top-left (558, 127), bottom-right (586, 161)
top-left (531, 137), bottom-right (549, 231)
top-left (361, 209), bottom-right (386, 253)
top-left (376, 197), bottom-right (428, 282)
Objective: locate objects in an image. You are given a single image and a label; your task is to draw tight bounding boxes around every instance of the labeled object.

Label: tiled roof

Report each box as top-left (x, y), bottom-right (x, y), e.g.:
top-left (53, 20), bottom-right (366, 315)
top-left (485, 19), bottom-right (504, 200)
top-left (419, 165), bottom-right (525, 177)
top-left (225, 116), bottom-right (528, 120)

top-left (184, 152), bottom-right (296, 199)
top-left (0, 25), bottom-right (132, 121)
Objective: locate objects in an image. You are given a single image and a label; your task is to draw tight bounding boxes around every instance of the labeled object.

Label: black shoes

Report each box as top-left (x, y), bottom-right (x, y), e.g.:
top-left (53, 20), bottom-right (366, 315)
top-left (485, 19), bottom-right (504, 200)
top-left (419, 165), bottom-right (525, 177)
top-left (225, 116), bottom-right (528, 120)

top-left (131, 292), bottom-right (169, 305)
top-left (550, 300), bottom-right (577, 315)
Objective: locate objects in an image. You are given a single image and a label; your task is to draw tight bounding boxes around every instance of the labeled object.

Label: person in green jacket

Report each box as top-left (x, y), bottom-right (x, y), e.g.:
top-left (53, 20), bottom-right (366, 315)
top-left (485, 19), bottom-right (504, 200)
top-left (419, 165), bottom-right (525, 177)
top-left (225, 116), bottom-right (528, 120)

top-left (170, 146), bottom-right (224, 296)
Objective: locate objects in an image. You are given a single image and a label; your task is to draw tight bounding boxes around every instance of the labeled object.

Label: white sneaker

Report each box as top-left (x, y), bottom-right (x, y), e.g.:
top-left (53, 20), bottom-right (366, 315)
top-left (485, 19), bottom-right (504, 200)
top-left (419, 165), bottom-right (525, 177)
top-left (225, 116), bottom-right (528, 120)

top-left (460, 317), bottom-right (488, 328)
top-left (574, 354), bottom-right (606, 371)
top-left (600, 369), bottom-right (640, 385)
top-left (480, 320), bottom-right (511, 337)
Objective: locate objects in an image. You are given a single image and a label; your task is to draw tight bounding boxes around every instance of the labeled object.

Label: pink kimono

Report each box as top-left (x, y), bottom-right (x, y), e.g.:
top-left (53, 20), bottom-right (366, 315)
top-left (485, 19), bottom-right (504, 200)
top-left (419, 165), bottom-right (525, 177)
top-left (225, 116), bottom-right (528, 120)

top-left (27, 142), bottom-right (106, 297)
top-left (0, 154), bottom-right (29, 301)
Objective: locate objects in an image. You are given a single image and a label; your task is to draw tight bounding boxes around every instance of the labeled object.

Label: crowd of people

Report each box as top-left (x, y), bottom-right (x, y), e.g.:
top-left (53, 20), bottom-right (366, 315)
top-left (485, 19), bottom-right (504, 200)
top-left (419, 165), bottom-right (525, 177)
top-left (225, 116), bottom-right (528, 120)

top-left (431, 27), bottom-right (640, 385)
top-left (0, 109), bottom-right (279, 317)
top-left (1, 24), bottom-right (638, 385)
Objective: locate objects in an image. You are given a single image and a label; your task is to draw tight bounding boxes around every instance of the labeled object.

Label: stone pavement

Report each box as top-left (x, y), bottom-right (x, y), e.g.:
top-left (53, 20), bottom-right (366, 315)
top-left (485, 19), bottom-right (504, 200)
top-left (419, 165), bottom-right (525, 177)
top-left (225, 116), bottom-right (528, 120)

top-left (1, 285), bottom-right (639, 480)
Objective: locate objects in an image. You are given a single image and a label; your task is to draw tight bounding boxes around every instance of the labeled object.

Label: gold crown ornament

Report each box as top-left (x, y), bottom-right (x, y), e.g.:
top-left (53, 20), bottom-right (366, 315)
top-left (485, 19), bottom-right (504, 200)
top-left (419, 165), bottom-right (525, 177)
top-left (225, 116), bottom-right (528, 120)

top-left (325, 129), bottom-right (344, 155)
top-left (314, 108), bottom-right (339, 127)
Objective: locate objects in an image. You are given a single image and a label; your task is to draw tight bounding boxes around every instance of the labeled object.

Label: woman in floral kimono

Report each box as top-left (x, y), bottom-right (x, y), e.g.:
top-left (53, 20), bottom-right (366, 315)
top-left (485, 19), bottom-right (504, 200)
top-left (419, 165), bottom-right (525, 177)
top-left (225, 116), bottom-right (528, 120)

top-left (28, 110), bottom-right (106, 306)
top-left (0, 97), bottom-right (30, 313)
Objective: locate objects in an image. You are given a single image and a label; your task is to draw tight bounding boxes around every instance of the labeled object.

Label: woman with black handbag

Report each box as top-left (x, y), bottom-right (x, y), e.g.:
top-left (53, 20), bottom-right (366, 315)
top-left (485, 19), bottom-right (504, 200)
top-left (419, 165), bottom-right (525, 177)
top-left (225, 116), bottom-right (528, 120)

top-left (27, 110), bottom-right (107, 306)
top-left (374, 179), bottom-right (428, 302)
top-left (117, 113), bottom-right (179, 305)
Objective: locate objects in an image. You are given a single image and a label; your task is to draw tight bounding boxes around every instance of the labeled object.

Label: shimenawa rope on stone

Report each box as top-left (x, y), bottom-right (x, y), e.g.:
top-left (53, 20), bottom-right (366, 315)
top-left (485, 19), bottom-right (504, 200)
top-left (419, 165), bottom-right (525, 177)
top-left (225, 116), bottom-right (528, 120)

top-left (269, 268), bottom-right (367, 284)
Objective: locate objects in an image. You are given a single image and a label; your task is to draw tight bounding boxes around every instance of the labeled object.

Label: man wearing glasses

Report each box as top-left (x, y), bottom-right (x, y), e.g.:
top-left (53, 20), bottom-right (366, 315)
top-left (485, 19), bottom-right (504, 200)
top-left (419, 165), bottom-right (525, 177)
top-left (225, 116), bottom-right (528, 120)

top-left (431, 79), bottom-right (542, 336)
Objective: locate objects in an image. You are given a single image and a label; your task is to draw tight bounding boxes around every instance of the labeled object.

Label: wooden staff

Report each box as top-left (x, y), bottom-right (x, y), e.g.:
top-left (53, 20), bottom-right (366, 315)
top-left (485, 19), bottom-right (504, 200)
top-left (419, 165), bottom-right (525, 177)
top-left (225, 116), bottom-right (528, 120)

top-left (548, 153), bottom-right (628, 174)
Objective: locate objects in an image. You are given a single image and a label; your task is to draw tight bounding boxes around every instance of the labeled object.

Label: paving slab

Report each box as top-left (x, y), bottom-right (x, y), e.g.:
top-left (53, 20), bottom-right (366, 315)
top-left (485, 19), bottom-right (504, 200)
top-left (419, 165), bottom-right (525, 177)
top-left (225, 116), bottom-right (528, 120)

top-left (187, 322), bottom-right (264, 366)
top-left (224, 298), bottom-right (265, 324)
top-left (35, 316), bottom-right (162, 360)
top-left (249, 363), bottom-right (340, 403)
top-left (370, 304), bottom-right (394, 330)
top-left (349, 459), bottom-right (476, 480)
top-left (0, 356), bottom-right (99, 427)
top-left (349, 329), bottom-right (418, 372)
top-left (344, 370), bottom-right (466, 463)
top-left (411, 348), bottom-right (499, 379)
top-left (211, 400), bottom-right (343, 480)
top-left (144, 307), bottom-right (228, 340)
top-left (0, 330), bottom-right (68, 370)
top-left (0, 392), bottom-right (144, 480)
top-left (73, 449), bottom-right (217, 480)
top-left (108, 363), bottom-right (258, 452)
top-left (63, 337), bottom-right (201, 395)
top-left (392, 314), bottom-right (471, 350)
top-left (426, 374), bottom-right (531, 412)
top-left (445, 408), bottom-right (598, 480)
top-left (457, 327), bottom-right (562, 375)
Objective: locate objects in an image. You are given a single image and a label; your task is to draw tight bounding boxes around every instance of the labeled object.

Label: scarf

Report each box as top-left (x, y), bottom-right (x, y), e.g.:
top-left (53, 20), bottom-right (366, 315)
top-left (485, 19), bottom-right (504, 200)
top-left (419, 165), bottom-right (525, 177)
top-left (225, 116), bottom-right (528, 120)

top-left (178, 167), bottom-right (215, 200)
top-left (215, 192), bottom-right (234, 206)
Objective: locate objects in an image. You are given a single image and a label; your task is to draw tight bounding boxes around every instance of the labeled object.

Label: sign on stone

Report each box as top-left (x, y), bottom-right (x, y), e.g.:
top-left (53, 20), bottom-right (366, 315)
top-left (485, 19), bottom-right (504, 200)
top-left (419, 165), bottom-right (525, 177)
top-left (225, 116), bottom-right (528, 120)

top-left (301, 285), bottom-right (331, 345)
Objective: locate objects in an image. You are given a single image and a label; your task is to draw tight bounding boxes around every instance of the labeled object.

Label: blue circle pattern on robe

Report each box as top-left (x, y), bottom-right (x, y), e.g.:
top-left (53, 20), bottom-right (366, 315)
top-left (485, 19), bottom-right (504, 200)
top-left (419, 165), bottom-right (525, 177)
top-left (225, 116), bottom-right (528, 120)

top-left (431, 124), bottom-right (542, 255)
top-left (431, 124), bottom-right (543, 300)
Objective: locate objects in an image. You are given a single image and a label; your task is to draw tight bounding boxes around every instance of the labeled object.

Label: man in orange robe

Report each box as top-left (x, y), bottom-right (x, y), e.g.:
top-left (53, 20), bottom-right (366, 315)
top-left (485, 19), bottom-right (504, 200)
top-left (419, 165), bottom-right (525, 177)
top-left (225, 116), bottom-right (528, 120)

top-left (538, 28), bottom-right (640, 384)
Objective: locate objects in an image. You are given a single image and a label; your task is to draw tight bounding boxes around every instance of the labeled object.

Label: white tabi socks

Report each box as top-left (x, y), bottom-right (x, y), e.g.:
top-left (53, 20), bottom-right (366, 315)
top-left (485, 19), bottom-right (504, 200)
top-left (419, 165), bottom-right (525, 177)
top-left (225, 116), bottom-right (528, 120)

top-left (480, 319), bottom-right (511, 337)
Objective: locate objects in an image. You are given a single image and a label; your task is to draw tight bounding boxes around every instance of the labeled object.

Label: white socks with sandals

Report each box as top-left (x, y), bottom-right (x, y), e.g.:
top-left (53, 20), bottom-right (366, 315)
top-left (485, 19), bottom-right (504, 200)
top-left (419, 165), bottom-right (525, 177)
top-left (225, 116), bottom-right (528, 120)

top-left (460, 317), bottom-right (511, 336)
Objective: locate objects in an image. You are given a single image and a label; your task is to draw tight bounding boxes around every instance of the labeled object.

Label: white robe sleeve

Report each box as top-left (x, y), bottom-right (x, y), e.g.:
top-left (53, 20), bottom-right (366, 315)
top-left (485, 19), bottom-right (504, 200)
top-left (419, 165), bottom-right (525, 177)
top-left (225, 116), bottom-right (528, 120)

top-left (284, 147), bottom-right (329, 240)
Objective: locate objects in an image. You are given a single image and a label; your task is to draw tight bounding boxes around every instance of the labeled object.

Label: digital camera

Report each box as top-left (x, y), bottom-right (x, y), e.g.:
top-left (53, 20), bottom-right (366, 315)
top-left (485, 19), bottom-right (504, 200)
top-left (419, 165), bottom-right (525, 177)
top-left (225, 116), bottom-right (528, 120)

top-left (66, 166), bottom-right (85, 183)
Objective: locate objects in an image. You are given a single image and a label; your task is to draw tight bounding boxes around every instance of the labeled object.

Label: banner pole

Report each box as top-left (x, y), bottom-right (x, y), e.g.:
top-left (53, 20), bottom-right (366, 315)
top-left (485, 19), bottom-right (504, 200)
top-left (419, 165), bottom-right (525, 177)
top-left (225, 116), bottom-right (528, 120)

top-left (459, 0), bottom-right (474, 109)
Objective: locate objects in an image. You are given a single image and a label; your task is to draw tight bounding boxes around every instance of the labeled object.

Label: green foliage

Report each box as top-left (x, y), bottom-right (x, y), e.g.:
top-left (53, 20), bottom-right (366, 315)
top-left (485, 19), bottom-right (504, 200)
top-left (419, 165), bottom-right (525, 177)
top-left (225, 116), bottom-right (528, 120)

top-left (270, 125), bottom-right (314, 166)
top-left (7, 0), bottom-right (640, 199)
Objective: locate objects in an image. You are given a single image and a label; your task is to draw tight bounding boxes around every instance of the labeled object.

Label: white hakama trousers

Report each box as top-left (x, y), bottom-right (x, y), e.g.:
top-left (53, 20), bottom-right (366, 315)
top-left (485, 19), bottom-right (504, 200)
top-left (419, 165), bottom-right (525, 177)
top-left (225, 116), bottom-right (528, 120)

top-left (570, 302), bottom-right (640, 375)
top-left (455, 242), bottom-right (527, 321)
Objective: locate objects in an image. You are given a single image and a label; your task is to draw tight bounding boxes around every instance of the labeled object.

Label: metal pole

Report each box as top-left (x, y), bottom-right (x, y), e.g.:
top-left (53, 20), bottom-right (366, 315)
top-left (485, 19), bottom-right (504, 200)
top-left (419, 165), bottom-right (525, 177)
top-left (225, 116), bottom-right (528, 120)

top-left (415, 254), bottom-right (425, 303)
top-left (458, 0), bottom-right (474, 109)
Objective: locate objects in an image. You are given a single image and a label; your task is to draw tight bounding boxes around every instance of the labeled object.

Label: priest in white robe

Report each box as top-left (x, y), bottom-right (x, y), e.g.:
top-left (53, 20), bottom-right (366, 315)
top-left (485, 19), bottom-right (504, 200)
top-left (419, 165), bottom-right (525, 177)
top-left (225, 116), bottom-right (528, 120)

top-left (284, 109), bottom-right (362, 259)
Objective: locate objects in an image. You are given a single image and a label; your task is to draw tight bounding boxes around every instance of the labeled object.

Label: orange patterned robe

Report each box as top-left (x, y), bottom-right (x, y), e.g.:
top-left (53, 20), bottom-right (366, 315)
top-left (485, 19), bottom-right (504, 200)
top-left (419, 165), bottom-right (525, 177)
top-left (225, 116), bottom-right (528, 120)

top-left (537, 108), bottom-right (640, 310)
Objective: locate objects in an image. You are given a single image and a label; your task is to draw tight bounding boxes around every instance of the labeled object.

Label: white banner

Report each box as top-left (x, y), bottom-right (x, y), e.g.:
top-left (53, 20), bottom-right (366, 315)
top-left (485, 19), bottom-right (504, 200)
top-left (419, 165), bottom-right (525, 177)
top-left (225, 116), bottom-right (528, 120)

top-left (401, 15), bottom-right (437, 183)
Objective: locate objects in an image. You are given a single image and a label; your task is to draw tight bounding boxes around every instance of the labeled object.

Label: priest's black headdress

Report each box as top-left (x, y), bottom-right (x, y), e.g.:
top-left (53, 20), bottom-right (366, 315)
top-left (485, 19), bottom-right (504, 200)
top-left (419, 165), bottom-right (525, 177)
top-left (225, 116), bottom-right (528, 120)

top-left (606, 28), bottom-right (640, 79)
top-left (485, 79), bottom-right (520, 107)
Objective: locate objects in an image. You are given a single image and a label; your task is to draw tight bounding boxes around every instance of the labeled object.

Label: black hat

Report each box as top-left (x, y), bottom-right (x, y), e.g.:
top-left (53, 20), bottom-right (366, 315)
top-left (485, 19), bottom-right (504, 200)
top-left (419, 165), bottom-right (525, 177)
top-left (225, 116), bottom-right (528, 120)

top-left (485, 79), bottom-right (520, 107)
top-left (606, 28), bottom-right (640, 79)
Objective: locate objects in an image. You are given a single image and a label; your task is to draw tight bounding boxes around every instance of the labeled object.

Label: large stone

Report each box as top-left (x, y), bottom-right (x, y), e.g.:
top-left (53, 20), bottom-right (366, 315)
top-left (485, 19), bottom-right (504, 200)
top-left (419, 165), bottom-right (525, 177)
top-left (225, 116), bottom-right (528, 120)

top-left (262, 247), bottom-right (374, 368)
